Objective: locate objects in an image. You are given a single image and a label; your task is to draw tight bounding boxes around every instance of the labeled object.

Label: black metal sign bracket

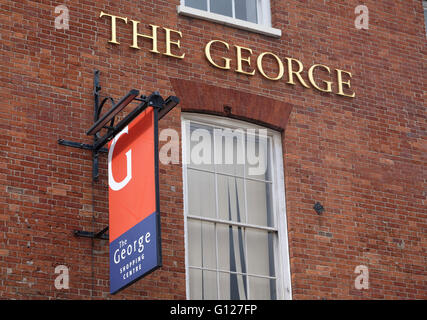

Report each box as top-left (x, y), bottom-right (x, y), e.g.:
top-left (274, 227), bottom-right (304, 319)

top-left (59, 70), bottom-right (180, 241)
top-left (74, 226), bottom-right (109, 240)
top-left (58, 70), bottom-right (179, 182)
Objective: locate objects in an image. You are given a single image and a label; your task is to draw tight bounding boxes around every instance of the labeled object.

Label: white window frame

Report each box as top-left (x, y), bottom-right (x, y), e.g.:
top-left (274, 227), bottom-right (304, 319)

top-left (181, 113), bottom-right (292, 300)
top-left (177, 0), bottom-right (282, 38)
top-left (424, 0), bottom-right (427, 36)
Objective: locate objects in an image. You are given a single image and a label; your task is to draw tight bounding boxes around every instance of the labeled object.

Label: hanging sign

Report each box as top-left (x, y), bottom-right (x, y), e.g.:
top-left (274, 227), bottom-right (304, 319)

top-left (108, 107), bottom-right (161, 295)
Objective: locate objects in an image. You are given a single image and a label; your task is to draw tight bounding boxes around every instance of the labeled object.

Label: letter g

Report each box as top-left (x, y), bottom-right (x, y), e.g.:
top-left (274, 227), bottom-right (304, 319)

top-left (108, 126), bottom-right (132, 191)
top-left (113, 249), bottom-right (120, 264)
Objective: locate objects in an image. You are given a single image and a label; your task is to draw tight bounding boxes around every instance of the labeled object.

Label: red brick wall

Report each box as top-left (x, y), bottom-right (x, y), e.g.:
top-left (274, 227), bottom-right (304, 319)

top-left (0, 0), bottom-right (425, 299)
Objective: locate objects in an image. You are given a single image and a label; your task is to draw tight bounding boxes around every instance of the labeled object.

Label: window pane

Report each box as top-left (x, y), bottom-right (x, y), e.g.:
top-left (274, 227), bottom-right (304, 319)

top-left (188, 122), bottom-right (214, 171)
top-left (210, 0), bottom-right (232, 17)
top-left (246, 180), bottom-right (274, 227)
top-left (186, 0), bottom-right (207, 11)
top-left (217, 175), bottom-right (246, 223)
top-left (249, 276), bottom-right (276, 300)
top-left (189, 268), bottom-right (218, 299)
top-left (246, 132), bottom-right (271, 181)
top-left (217, 224), bottom-right (247, 275)
top-left (188, 220), bottom-right (217, 269)
top-left (188, 220), bottom-right (202, 267)
top-left (247, 229), bottom-right (275, 277)
top-left (202, 270), bottom-right (218, 299)
top-left (214, 128), bottom-right (245, 177)
top-left (235, 0), bottom-right (258, 23)
top-left (219, 271), bottom-right (247, 300)
top-left (189, 268), bottom-right (203, 299)
top-left (187, 169), bottom-right (216, 218)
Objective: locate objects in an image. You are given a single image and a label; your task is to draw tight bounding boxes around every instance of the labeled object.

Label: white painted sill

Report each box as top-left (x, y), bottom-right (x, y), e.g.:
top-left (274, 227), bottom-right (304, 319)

top-left (177, 5), bottom-right (282, 38)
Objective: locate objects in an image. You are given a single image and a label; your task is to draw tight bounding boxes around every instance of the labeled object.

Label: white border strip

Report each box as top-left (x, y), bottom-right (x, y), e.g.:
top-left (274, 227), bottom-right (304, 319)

top-left (272, 133), bottom-right (292, 300)
top-left (177, 5), bottom-right (282, 38)
top-left (181, 118), bottom-right (191, 299)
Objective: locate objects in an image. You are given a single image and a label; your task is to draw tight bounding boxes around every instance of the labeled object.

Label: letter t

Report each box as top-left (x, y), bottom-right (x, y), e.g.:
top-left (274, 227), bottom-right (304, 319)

top-left (99, 11), bottom-right (128, 44)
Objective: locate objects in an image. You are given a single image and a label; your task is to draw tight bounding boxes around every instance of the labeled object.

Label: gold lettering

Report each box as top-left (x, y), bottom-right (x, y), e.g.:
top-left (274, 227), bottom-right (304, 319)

top-left (256, 52), bottom-right (284, 81)
top-left (308, 64), bottom-right (333, 93)
top-left (99, 11), bottom-right (128, 44)
top-left (163, 27), bottom-right (185, 59)
top-left (285, 57), bottom-right (310, 88)
top-left (130, 20), bottom-right (160, 53)
top-left (336, 69), bottom-right (356, 98)
top-left (235, 45), bottom-right (255, 76)
top-left (204, 40), bottom-right (231, 70)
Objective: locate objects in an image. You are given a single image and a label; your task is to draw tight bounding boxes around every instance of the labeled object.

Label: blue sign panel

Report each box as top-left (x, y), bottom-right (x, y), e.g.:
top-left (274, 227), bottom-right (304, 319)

top-left (109, 212), bottom-right (160, 294)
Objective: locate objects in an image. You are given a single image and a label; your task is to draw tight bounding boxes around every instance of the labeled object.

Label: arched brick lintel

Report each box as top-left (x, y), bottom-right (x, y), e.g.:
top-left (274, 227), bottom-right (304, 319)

top-left (170, 78), bottom-right (293, 132)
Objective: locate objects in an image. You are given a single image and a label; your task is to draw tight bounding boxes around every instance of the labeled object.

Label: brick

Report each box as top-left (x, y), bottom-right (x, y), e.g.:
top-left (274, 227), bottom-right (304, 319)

top-left (0, 250), bottom-right (9, 257)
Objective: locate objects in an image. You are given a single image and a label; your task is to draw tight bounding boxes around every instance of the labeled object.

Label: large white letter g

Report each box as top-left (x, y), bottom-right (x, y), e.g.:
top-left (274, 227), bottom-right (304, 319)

top-left (108, 126), bottom-right (132, 191)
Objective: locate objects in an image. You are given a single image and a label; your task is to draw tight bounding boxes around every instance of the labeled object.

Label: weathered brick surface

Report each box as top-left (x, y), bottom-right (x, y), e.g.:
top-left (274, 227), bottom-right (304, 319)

top-left (0, 0), bottom-right (425, 299)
